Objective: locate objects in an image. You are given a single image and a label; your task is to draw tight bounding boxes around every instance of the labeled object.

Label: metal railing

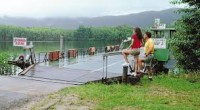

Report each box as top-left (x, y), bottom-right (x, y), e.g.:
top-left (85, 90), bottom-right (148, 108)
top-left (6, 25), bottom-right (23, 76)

top-left (37, 52), bottom-right (48, 63)
top-left (35, 47), bottom-right (107, 63)
top-left (101, 38), bottom-right (131, 81)
top-left (102, 51), bottom-right (122, 80)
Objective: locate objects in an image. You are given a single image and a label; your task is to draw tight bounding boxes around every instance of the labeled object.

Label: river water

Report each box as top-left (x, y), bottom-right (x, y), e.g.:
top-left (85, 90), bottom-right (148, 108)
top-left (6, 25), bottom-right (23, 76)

top-left (0, 40), bottom-right (121, 54)
top-left (0, 40), bottom-right (122, 75)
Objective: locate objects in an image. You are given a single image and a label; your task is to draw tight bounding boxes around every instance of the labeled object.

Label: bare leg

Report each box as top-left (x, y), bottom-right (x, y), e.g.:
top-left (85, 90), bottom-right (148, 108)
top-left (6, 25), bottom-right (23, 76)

top-left (138, 59), bottom-right (143, 71)
top-left (122, 49), bottom-right (130, 63)
top-left (134, 56), bottom-right (139, 73)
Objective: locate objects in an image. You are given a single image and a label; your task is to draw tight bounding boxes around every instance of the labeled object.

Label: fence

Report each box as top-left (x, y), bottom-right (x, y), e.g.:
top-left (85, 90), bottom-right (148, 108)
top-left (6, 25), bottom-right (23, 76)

top-left (35, 47), bottom-right (108, 63)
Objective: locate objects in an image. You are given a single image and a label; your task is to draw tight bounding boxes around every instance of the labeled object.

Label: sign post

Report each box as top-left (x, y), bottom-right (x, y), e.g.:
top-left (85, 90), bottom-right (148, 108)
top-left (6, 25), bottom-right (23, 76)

top-left (13, 38), bottom-right (27, 47)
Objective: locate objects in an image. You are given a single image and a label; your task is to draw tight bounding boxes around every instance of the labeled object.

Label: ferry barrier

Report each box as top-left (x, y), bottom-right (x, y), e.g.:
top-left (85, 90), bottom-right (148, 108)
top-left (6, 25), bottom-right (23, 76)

top-left (68, 49), bottom-right (77, 58)
top-left (49, 51), bottom-right (60, 61)
top-left (36, 47), bottom-right (107, 62)
top-left (115, 45), bottom-right (120, 51)
top-left (105, 45), bottom-right (120, 53)
top-left (110, 45), bottom-right (115, 51)
top-left (105, 46), bottom-right (110, 52)
top-left (89, 47), bottom-right (95, 55)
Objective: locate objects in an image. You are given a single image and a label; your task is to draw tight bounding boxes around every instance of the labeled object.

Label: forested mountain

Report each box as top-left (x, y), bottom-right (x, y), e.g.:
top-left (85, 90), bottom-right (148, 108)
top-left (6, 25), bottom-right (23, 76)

top-left (0, 8), bottom-right (179, 29)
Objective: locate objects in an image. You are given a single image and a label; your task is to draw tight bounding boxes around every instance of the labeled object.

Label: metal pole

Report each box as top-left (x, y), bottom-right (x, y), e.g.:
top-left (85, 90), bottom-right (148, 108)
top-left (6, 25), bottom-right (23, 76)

top-left (60, 36), bottom-right (63, 58)
top-left (105, 56), bottom-right (108, 79)
top-left (103, 56), bottom-right (105, 79)
top-left (38, 53), bottom-right (40, 63)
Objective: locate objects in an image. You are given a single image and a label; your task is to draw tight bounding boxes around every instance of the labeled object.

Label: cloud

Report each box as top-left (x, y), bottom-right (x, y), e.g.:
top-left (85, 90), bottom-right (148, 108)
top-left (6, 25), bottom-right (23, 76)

top-left (0, 0), bottom-right (181, 18)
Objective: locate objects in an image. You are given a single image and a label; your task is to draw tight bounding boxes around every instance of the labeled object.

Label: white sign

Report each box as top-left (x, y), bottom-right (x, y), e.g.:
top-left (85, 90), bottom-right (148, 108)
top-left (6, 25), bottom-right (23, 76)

top-left (153, 38), bottom-right (166, 49)
top-left (13, 38), bottom-right (27, 47)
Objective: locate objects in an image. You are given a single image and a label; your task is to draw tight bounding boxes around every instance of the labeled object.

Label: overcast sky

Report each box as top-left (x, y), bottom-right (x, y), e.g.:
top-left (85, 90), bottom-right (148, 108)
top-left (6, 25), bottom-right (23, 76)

top-left (0, 0), bottom-right (182, 18)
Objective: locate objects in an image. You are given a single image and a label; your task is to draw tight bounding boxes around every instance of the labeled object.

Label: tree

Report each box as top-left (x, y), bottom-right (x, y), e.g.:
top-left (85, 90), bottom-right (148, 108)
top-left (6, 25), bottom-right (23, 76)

top-left (170, 0), bottom-right (200, 71)
top-left (74, 25), bottom-right (92, 40)
top-left (0, 24), bottom-right (133, 42)
top-left (115, 25), bottom-right (132, 41)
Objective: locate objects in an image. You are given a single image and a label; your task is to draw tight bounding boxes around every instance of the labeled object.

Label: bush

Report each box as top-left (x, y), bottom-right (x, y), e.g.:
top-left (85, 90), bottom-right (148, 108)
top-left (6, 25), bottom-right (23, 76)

top-left (0, 52), bottom-right (12, 75)
top-left (170, 0), bottom-right (200, 72)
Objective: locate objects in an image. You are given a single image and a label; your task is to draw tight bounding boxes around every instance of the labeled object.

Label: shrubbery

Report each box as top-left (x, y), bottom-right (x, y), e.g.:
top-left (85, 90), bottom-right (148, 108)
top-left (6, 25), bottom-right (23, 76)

top-left (0, 52), bottom-right (12, 75)
top-left (170, 0), bottom-right (200, 72)
top-left (0, 25), bottom-right (132, 41)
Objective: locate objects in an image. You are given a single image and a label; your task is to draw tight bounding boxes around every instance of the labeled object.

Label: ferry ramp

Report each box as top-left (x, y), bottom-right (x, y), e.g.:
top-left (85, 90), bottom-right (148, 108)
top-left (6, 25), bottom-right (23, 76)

top-left (20, 54), bottom-right (125, 85)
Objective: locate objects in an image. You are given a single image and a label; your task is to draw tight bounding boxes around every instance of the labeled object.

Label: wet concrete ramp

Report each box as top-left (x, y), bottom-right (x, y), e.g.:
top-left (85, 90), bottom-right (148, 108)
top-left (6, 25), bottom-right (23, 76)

top-left (20, 51), bottom-right (175, 85)
top-left (23, 66), bottom-right (101, 84)
top-left (23, 54), bottom-right (124, 85)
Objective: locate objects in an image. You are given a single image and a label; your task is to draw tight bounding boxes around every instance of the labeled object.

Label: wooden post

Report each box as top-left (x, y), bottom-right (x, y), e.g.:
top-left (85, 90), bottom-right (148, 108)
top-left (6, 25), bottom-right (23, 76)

top-left (122, 65), bottom-right (128, 83)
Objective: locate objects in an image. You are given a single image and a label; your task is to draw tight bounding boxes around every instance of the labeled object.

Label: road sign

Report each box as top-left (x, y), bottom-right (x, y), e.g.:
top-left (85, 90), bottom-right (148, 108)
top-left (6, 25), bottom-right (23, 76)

top-left (153, 38), bottom-right (166, 49)
top-left (13, 38), bottom-right (27, 47)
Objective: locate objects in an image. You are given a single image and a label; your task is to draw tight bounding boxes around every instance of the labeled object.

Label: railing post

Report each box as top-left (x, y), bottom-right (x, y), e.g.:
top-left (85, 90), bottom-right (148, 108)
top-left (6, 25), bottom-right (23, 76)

top-left (105, 56), bottom-right (108, 79)
top-left (38, 53), bottom-right (40, 63)
top-left (122, 65), bottom-right (128, 84)
top-left (60, 36), bottom-right (64, 58)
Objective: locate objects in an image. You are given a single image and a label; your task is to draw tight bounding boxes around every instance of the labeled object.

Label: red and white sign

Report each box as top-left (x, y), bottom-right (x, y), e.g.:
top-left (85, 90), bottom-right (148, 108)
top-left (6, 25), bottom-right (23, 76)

top-left (13, 38), bottom-right (27, 47)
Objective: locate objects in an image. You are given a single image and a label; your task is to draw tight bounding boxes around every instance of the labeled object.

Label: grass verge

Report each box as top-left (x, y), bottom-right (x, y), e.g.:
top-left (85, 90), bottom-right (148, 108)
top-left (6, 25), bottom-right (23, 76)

top-left (27, 75), bottom-right (200, 110)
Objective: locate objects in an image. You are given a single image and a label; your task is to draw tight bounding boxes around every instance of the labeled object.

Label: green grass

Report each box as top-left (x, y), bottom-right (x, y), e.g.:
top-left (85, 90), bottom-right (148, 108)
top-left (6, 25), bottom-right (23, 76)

top-left (29, 75), bottom-right (200, 110)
